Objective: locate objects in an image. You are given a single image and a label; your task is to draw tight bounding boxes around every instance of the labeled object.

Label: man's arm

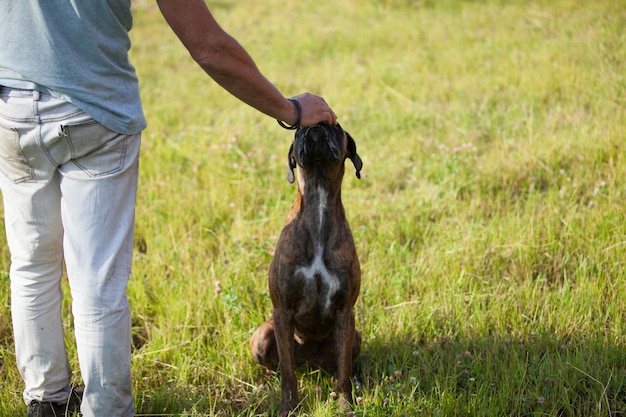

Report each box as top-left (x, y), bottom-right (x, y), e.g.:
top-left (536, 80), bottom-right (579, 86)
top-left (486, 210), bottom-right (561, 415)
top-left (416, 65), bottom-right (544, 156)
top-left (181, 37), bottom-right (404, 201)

top-left (156, 0), bottom-right (337, 127)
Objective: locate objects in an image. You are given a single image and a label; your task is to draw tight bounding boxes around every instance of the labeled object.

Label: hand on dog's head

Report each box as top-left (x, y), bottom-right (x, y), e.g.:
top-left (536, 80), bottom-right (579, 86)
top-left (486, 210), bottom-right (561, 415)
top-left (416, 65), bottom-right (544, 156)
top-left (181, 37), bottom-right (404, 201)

top-left (287, 123), bottom-right (362, 184)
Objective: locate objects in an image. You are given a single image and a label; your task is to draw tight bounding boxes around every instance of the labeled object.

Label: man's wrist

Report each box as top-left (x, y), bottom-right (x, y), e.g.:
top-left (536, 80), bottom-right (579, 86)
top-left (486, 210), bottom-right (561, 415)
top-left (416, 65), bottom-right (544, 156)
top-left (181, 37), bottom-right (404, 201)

top-left (277, 98), bottom-right (302, 130)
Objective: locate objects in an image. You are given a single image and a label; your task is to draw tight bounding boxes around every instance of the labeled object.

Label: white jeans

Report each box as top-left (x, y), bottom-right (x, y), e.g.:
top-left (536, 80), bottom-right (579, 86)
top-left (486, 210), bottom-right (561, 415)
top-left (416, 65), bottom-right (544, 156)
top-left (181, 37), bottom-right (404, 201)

top-left (0, 86), bottom-right (139, 417)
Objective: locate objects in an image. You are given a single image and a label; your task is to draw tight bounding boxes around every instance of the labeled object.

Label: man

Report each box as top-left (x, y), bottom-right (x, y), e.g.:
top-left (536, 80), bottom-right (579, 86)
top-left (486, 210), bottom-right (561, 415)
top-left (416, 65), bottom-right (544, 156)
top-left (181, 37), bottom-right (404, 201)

top-left (0, 1), bottom-right (337, 416)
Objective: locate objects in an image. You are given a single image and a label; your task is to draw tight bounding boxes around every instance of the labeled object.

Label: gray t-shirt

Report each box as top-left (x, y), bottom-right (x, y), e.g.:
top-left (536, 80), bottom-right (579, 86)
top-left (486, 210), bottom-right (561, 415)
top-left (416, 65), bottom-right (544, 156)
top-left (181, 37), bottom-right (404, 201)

top-left (0, 0), bottom-right (146, 134)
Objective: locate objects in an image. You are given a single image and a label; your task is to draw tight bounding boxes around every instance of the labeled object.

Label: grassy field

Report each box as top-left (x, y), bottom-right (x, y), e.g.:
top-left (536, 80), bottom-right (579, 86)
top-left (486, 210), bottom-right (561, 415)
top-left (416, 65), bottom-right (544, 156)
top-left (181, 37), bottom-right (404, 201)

top-left (1, 0), bottom-right (626, 415)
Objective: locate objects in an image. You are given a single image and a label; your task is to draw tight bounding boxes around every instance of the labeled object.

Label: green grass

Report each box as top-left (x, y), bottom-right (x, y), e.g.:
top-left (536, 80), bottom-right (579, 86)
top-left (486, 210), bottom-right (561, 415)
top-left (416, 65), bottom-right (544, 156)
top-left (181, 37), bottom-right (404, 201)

top-left (2, 0), bottom-right (626, 415)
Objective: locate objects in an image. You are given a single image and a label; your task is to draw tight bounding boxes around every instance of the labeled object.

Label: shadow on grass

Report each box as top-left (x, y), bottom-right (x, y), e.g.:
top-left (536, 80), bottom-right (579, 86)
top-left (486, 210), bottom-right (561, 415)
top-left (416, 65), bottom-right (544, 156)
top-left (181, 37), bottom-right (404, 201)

top-left (356, 330), bottom-right (626, 417)
top-left (131, 329), bottom-right (626, 416)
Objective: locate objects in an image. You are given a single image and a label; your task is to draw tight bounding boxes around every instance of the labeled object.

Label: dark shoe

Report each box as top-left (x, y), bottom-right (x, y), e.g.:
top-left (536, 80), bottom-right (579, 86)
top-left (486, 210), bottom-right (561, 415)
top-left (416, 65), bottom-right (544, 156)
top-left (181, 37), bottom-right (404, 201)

top-left (27, 386), bottom-right (83, 417)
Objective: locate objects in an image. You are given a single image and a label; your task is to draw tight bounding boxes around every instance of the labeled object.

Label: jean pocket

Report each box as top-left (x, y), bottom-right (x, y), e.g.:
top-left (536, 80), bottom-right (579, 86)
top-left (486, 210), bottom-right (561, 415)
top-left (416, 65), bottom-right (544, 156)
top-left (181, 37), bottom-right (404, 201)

top-left (60, 120), bottom-right (133, 178)
top-left (0, 124), bottom-right (34, 183)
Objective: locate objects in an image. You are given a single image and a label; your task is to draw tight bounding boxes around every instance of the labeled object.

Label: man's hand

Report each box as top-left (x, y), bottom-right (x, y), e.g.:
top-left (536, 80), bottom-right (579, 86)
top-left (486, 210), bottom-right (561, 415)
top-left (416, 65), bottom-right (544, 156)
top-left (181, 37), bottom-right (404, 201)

top-left (289, 93), bottom-right (337, 127)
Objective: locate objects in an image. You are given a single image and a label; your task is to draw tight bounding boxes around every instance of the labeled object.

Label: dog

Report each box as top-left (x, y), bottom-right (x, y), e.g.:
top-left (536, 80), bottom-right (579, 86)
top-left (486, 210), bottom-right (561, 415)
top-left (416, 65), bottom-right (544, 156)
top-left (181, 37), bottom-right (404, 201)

top-left (250, 123), bottom-right (363, 416)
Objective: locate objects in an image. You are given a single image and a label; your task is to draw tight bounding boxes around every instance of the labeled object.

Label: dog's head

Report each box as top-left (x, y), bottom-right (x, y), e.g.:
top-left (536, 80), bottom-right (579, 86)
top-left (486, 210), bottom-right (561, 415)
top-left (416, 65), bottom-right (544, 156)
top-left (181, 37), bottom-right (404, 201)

top-left (286, 123), bottom-right (362, 184)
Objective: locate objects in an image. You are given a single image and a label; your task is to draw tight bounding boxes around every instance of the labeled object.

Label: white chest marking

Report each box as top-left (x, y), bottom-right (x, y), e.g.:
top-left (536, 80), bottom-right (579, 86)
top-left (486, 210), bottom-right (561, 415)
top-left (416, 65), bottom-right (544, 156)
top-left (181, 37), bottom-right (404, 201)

top-left (317, 186), bottom-right (327, 230)
top-left (295, 244), bottom-right (339, 313)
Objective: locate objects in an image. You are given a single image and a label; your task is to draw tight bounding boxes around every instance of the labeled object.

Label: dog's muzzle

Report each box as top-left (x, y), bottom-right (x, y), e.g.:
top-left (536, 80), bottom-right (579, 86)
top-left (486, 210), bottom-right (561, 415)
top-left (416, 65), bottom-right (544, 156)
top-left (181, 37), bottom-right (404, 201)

top-left (294, 124), bottom-right (342, 167)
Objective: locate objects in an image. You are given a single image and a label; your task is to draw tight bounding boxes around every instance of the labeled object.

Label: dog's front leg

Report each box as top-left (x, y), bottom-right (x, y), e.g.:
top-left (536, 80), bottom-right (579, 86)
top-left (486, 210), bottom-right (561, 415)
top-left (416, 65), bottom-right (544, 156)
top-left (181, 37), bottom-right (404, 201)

top-left (335, 310), bottom-right (356, 410)
top-left (273, 308), bottom-right (298, 416)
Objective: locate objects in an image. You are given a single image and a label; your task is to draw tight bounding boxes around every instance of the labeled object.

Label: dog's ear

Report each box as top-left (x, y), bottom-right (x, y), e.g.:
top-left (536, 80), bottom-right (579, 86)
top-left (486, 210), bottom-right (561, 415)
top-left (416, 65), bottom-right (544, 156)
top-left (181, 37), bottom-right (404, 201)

top-left (287, 143), bottom-right (296, 184)
top-left (346, 131), bottom-right (363, 179)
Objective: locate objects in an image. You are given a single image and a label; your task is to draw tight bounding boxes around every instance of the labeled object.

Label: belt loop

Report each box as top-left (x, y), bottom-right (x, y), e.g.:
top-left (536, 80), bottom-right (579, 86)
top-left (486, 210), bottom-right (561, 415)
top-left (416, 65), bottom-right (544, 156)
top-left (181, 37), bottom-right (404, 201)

top-left (33, 90), bottom-right (40, 101)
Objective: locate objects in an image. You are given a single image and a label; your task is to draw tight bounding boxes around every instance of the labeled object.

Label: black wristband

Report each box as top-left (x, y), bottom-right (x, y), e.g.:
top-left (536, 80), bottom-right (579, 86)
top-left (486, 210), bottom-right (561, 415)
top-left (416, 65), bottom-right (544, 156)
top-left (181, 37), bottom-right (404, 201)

top-left (277, 99), bottom-right (302, 130)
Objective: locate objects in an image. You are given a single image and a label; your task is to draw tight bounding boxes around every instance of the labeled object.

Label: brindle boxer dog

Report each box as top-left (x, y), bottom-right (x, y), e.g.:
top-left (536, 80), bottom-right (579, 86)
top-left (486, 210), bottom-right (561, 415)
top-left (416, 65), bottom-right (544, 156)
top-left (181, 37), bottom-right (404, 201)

top-left (250, 123), bottom-right (363, 416)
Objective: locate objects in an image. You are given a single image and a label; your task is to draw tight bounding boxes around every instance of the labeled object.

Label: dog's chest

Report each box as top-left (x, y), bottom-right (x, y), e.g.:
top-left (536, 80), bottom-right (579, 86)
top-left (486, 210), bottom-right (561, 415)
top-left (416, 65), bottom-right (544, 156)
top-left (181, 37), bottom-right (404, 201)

top-left (294, 243), bottom-right (340, 314)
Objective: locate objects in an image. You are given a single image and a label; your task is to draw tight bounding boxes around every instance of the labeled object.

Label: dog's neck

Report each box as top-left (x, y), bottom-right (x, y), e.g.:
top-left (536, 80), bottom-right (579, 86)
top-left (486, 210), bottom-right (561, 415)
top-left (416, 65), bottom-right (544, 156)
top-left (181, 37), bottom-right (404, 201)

top-left (291, 168), bottom-right (345, 240)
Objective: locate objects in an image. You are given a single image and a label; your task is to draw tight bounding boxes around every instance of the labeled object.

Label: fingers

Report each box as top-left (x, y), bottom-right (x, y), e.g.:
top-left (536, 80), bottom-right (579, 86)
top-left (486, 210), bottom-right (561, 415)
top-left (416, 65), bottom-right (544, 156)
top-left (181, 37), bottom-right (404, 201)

top-left (317, 109), bottom-right (337, 126)
top-left (291, 93), bottom-right (337, 127)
